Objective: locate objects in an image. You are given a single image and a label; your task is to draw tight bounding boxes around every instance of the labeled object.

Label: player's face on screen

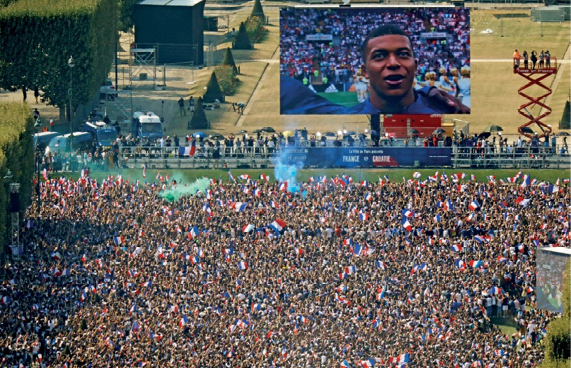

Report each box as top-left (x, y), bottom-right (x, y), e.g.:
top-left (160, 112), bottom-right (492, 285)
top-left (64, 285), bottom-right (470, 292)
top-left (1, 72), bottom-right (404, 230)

top-left (362, 34), bottom-right (417, 105)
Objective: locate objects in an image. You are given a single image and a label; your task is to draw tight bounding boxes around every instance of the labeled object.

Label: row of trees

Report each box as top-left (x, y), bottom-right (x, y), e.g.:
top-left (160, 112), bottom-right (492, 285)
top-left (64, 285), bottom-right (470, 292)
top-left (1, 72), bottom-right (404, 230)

top-left (0, 0), bottom-right (122, 122)
top-left (0, 103), bottom-right (34, 250)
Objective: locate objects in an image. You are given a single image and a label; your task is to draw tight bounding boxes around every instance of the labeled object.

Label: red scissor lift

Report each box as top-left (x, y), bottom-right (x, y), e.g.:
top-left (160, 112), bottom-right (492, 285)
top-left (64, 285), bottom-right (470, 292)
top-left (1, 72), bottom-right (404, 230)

top-left (514, 57), bottom-right (558, 139)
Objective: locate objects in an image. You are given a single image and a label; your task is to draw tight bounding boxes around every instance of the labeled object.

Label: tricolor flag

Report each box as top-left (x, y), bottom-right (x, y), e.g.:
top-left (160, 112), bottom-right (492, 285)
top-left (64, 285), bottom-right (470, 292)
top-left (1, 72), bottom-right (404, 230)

top-left (279, 181), bottom-right (288, 192)
top-left (51, 252), bottom-right (62, 261)
top-left (234, 202), bottom-right (248, 212)
top-left (489, 286), bottom-right (503, 295)
top-left (343, 238), bottom-right (353, 246)
top-left (270, 219), bottom-right (286, 233)
top-left (142, 164), bottom-right (147, 178)
top-left (434, 214), bottom-right (441, 222)
top-left (376, 260), bottom-right (387, 270)
top-left (242, 224), bottom-right (254, 233)
top-left (42, 168), bottom-right (48, 181)
top-left (189, 226), bottom-right (200, 239)
top-left (259, 174), bottom-right (269, 181)
top-left (402, 217), bottom-right (412, 232)
top-left (179, 316), bottom-right (188, 328)
top-left (413, 172), bottom-right (421, 179)
top-left (353, 244), bottom-right (362, 256)
top-left (365, 192), bottom-right (372, 201)
top-left (228, 171), bottom-right (236, 182)
top-left (359, 213), bottom-right (369, 221)
top-left (114, 236), bottom-right (124, 245)
top-left (451, 244), bottom-right (462, 252)
top-left (344, 265), bottom-right (357, 275)
top-left (455, 259), bottom-right (466, 270)
top-left (468, 200), bottom-right (480, 211)
top-left (179, 140), bottom-right (196, 157)
top-left (238, 261), bottom-right (248, 270)
top-left (341, 360), bottom-right (350, 368)
top-left (402, 209), bottom-right (414, 218)
top-left (361, 180), bottom-right (369, 187)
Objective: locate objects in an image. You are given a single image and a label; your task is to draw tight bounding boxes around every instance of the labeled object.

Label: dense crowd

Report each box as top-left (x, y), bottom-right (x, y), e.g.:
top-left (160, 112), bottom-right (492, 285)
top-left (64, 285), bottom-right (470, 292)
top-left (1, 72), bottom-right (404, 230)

top-left (0, 169), bottom-right (568, 367)
top-left (280, 8), bottom-right (470, 86)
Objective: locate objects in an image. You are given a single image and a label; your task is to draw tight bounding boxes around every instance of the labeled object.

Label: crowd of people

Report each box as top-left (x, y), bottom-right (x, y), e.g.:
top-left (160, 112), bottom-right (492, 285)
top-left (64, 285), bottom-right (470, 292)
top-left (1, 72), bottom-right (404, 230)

top-left (0, 169), bottom-right (568, 367)
top-left (280, 8), bottom-right (470, 88)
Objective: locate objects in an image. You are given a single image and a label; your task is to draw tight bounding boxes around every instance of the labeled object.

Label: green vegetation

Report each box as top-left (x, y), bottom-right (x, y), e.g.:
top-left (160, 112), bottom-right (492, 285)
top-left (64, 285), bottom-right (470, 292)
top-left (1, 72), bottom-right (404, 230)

top-left (203, 72), bottom-right (225, 103)
top-left (233, 22), bottom-right (253, 50)
top-left (541, 261), bottom-right (570, 367)
top-left (221, 47), bottom-right (238, 75)
top-left (250, 0), bottom-right (265, 22)
top-left (0, 102), bottom-right (34, 250)
top-left (0, 0), bottom-right (117, 118)
top-left (213, 65), bottom-right (239, 96)
top-left (118, 0), bottom-right (138, 32)
top-left (245, 16), bottom-right (267, 44)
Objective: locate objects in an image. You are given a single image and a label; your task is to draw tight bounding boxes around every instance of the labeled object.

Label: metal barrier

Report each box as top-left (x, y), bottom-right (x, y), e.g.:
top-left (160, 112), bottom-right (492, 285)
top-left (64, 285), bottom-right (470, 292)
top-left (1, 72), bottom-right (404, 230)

top-left (115, 143), bottom-right (570, 169)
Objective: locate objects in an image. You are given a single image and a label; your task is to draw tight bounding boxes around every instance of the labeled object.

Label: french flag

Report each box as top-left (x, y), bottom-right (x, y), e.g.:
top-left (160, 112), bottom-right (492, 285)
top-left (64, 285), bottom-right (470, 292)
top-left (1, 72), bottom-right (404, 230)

top-left (279, 181), bottom-right (288, 192)
top-left (360, 358), bottom-right (375, 367)
top-left (402, 209), bottom-right (414, 218)
top-left (242, 224), bottom-right (254, 233)
top-left (402, 218), bottom-right (412, 232)
top-left (142, 164), bottom-right (146, 178)
top-left (234, 202), bottom-right (247, 212)
top-left (365, 192), bottom-right (372, 201)
top-left (469, 200), bottom-right (480, 211)
top-left (469, 260), bottom-right (484, 268)
top-left (114, 236), bottom-right (124, 245)
top-left (259, 174), bottom-right (269, 181)
top-left (343, 238), bottom-right (353, 246)
top-left (179, 316), bottom-right (188, 328)
top-left (489, 286), bottom-right (503, 295)
top-left (455, 259), bottom-right (466, 270)
top-left (142, 280), bottom-right (152, 287)
top-left (344, 265), bottom-right (357, 275)
top-left (397, 353), bottom-right (410, 363)
top-left (413, 172), bottom-right (421, 179)
top-left (238, 261), bottom-right (248, 270)
top-left (434, 214), bottom-right (441, 222)
top-left (474, 235), bottom-right (485, 243)
top-left (361, 180), bottom-right (369, 187)
top-left (179, 141), bottom-right (196, 157)
top-left (359, 213), bottom-right (369, 221)
top-left (376, 260), bottom-right (387, 270)
top-left (189, 226), bottom-right (200, 239)
top-left (294, 247), bottom-right (303, 256)
top-left (51, 252), bottom-right (62, 261)
top-left (451, 244), bottom-right (462, 252)
top-left (353, 244), bottom-right (362, 256)
top-left (270, 219), bottom-right (286, 233)
top-left (341, 360), bottom-right (350, 368)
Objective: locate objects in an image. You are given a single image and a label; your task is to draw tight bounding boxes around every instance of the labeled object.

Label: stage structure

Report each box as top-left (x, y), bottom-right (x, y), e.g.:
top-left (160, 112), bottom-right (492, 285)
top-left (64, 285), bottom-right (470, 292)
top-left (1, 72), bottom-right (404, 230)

top-left (133, 0), bottom-right (205, 65)
top-left (514, 57), bottom-right (558, 139)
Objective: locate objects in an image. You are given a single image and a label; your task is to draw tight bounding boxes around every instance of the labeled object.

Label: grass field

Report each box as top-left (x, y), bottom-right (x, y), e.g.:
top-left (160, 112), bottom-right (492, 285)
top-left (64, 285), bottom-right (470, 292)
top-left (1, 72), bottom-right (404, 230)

top-left (65, 168), bottom-right (569, 184)
top-left (317, 91), bottom-right (360, 107)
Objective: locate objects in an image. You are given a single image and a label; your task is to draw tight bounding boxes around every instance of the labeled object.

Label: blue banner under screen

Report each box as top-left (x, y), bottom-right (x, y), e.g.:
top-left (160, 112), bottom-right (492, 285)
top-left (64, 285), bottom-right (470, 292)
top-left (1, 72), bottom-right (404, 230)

top-left (279, 147), bottom-right (452, 167)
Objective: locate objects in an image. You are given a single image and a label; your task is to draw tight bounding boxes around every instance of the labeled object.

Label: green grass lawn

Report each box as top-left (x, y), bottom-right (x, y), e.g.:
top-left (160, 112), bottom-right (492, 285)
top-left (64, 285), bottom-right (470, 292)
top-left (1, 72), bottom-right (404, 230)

top-left (317, 91), bottom-right (360, 107)
top-left (62, 168), bottom-right (568, 184)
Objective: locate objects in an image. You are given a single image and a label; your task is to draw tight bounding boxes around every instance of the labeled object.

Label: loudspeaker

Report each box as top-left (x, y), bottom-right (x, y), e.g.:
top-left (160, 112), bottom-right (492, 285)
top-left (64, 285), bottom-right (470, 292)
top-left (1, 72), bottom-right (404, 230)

top-left (10, 192), bottom-right (19, 213)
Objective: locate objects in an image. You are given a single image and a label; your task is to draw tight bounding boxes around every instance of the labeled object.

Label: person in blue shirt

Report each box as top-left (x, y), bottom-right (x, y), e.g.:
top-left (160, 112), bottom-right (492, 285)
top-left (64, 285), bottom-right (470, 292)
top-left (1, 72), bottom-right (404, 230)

top-left (281, 24), bottom-right (470, 115)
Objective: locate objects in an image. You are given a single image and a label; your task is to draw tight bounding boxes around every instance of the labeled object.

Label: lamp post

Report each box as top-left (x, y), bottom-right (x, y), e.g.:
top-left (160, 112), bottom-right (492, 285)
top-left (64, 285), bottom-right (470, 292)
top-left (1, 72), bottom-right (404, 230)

top-left (4, 170), bottom-right (20, 256)
top-left (68, 56), bottom-right (75, 152)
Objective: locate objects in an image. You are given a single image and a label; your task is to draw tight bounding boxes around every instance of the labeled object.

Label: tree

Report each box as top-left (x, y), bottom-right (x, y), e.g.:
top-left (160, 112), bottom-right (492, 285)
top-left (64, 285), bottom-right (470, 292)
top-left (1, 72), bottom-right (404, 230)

top-left (233, 22), bottom-right (252, 50)
top-left (118, 0), bottom-right (139, 32)
top-left (0, 0), bottom-right (117, 121)
top-left (541, 261), bottom-right (570, 367)
top-left (221, 47), bottom-right (238, 75)
top-left (189, 98), bottom-right (209, 129)
top-left (250, 0), bottom-right (265, 22)
top-left (203, 72), bottom-right (225, 103)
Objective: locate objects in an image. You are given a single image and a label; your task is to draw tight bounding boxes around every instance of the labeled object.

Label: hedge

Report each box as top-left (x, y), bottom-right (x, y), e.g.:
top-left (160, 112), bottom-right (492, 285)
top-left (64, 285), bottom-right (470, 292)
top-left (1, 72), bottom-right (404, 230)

top-left (0, 0), bottom-right (117, 112)
top-left (0, 102), bottom-right (35, 251)
top-left (542, 261), bottom-right (571, 367)
top-left (213, 65), bottom-right (239, 96)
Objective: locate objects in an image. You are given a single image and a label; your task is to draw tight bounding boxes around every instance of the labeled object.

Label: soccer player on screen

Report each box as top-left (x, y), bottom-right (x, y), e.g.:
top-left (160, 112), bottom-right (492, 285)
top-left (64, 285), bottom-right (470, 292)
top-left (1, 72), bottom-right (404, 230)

top-left (346, 25), bottom-right (470, 114)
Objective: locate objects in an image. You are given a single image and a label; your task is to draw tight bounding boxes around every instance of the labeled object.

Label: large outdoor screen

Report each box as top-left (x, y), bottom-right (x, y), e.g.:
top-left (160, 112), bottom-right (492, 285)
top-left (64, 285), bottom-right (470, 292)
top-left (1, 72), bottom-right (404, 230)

top-left (280, 7), bottom-right (471, 115)
top-left (536, 248), bottom-right (570, 313)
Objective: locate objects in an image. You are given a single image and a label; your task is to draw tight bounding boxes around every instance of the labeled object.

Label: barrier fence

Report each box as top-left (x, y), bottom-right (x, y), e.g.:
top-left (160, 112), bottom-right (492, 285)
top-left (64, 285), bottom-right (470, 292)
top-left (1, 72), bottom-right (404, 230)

top-left (108, 144), bottom-right (570, 170)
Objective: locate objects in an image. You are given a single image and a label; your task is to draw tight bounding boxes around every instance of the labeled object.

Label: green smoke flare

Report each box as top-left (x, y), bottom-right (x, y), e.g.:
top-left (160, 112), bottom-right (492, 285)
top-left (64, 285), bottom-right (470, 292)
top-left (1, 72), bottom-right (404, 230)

top-left (158, 177), bottom-right (211, 202)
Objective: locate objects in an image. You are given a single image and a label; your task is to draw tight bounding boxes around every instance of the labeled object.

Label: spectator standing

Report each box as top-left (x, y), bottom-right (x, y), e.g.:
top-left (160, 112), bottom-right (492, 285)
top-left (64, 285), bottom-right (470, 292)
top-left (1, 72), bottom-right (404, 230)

top-left (178, 97), bottom-right (186, 116)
